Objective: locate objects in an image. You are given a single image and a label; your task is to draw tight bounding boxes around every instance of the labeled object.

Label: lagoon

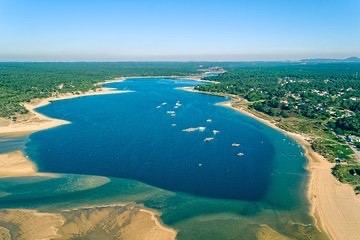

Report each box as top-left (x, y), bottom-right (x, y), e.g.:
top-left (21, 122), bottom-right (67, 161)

top-left (0, 78), bottom-right (323, 239)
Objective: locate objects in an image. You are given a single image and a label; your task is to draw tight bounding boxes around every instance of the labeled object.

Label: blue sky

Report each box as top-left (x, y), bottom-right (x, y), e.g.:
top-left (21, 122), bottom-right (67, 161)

top-left (0, 0), bottom-right (359, 61)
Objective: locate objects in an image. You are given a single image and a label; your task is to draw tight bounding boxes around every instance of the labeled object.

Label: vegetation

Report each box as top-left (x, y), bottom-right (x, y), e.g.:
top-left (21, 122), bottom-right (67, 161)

top-left (0, 62), bottom-right (201, 118)
top-left (332, 165), bottom-right (360, 193)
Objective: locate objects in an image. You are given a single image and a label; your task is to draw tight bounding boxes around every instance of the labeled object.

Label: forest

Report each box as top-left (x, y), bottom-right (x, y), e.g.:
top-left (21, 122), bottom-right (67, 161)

top-left (196, 62), bottom-right (360, 137)
top-left (0, 62), bottom-right (201, 118)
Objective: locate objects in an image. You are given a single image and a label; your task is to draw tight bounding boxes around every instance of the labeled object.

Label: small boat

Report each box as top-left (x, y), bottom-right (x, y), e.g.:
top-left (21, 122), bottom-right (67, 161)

top-left (162, 102), bottom-right (167, 106)
top-left (232, 143), bottom-right (240, 147)
top-left (198, 127), bottom-right (206, 132)
top-left (204, 137), bottom-right (214, 142)
top-left (182, 127), bottom-right (199, 132)
top-left (237, 152), bottom-right (244, 157)
top-left (212, 130), bottom-right (220, 135)
top-left (172, 123), bottom-right (176, 127)
top-left (166, 110), bottom-right (176, 115)
top-left (156, 105), bottom-right (161, 109)
top-left (206, 119), bottom-right (212, 122)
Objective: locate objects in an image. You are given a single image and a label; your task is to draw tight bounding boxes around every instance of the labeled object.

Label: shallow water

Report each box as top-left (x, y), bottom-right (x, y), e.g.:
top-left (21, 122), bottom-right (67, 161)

top-left (0, 78), bottom-right (325, 239)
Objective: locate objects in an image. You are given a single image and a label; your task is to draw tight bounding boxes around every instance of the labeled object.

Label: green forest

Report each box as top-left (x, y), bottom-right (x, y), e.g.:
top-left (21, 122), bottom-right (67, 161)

top-left (0, 62), bottom-right (201, 118)
top-left (196, 63), bottom-right (360, 137)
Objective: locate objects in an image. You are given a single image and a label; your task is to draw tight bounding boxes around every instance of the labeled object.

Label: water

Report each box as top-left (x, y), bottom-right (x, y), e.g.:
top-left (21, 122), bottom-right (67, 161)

top-left (0, 135), bottom-right (28, 154)
top-left (0, 78), bottom-right (324, 239)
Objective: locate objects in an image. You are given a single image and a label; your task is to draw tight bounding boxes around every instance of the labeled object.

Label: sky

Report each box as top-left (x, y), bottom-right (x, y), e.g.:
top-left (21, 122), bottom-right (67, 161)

top-left (0, 0), bottom-right (359, 61)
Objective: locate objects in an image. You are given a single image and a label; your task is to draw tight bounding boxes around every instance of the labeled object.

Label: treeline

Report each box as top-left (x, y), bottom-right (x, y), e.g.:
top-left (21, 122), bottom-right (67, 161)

top-left (0, 62), bottom-right (201, 118)
top-left (196, 63), bottom-right (360, 136)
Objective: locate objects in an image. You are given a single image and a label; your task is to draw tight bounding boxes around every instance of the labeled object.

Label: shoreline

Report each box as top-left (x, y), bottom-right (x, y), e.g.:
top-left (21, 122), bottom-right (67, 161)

top-left (3, 76), bottom-right (357, 239)
top-left (181, 87), bottom-right (360, 240)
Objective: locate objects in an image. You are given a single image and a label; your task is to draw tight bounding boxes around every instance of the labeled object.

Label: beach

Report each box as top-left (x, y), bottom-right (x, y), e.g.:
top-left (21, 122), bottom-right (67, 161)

top-left (0, 151), bottom-right (37, 177)
top-left (218, 100), bottom-right (360, 240)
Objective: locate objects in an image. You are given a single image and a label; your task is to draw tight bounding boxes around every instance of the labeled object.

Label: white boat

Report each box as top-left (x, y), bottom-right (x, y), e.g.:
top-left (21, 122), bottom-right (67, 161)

top-left (237, 152), bottom-right (244, 156)
top-left (204, 137), bottom-right (214, 142)
top-left (212, 130), bottom-right (220, 135)
top-left (198, 127), bottom-right (206, 132)
top-left (232, 143), bottom-right (240, 147)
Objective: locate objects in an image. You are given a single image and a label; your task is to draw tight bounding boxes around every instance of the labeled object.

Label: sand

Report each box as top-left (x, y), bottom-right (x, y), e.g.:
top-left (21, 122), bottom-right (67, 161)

top-left (0, 209), bottom-right (64, 240)
top-left (256, 224), bottom-right (289, 240)
top-left (0, 204), bottom-right (176, 240)
top-left (0, 151), bottom-right (37, 177)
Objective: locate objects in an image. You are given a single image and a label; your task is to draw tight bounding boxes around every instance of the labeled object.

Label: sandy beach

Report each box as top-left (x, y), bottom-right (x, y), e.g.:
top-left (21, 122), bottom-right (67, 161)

top-left (0, 151), bottom-right (37, 177)
top-left (218, 99), bottom-right (360, 240)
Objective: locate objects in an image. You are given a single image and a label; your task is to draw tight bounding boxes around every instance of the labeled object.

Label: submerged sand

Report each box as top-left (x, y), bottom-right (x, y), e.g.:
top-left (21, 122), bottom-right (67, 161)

top-left (0, 204), bottom-right (176, 240)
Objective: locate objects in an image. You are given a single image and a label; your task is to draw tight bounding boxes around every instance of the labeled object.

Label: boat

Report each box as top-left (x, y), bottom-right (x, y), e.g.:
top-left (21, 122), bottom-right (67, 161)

top-left (232, 143), bottom-right (240, 147)
top-left (204, 137), bottom-right (214, 142)
top-left (212, 130), bottom-right (220, 135)
top-left (237, 152), bottom-right (244, 156)
top-left (198, 127), bottom-right (206, 132)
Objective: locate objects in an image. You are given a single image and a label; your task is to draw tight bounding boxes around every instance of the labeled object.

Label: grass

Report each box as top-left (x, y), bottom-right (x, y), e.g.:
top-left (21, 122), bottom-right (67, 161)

top-left (332, 164), bottom-right (360, 193)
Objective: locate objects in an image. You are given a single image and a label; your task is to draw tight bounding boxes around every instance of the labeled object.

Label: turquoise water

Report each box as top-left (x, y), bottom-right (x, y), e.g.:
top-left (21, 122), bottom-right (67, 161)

top-left (0, 78), bottom-right (323, 239)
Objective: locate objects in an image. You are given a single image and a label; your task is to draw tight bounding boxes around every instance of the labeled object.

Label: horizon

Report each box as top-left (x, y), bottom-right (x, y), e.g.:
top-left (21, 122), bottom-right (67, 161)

top-left (0, 0), bottom-right (359, 61)
top-left (0, 56), bottom-right (359, 63)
